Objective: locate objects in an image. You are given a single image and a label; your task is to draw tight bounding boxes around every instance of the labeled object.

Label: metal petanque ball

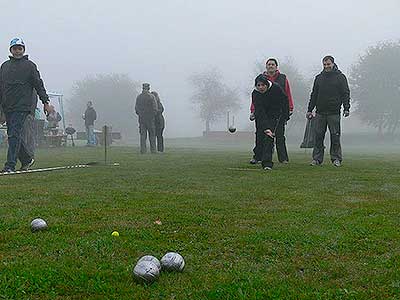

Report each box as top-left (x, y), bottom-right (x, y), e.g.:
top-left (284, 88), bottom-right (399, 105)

top-left (30, 218), bottom-right (48, 232)
top-left (137, 255), bottom-right (161, 271)
top-left (160, 252), bottom-right (185, 272)
top-left (133, 261), bottom-right (160, 284)
top-left (228, 126), bottom-right (236, 133)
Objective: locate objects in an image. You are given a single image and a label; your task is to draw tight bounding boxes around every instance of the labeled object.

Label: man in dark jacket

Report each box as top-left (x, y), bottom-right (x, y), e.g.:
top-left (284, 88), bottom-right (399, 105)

top-left (151, 91), bottom-right (165, 152)
top-left (135, 83), bottom-right (158, 154)
top-left (83, 101), bottom-right (97, 146)
top-left (306, 55), bottom-right (350, 167)
top-left (0, 38), bottom-right (49, 172)
top-left (252, 74), bottom-right (289, 170)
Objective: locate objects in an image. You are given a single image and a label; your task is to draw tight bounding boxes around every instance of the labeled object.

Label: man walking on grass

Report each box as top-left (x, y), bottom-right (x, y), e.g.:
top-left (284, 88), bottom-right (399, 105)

top-left (306, 55), bottom-right (350, 167)
top-left (0, 38), bottom-right (50, 173)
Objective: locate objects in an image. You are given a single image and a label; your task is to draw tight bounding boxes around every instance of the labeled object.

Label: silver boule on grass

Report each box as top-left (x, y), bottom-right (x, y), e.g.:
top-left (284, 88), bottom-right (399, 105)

top-left (228, 126), bottom-right (236, 133)
top-left (30, 218), bottom-right (48, 232)
top-left (160, 252), bottom-right (185, 272)
top-left (137, 255), bottom-right (161, 271)
top-left (133, 261), bottom-right (160, 284)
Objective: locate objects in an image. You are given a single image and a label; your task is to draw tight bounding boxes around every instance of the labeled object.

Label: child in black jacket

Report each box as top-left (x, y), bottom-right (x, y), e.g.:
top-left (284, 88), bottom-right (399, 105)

top-left (252, 74), bottom-right (289, 170)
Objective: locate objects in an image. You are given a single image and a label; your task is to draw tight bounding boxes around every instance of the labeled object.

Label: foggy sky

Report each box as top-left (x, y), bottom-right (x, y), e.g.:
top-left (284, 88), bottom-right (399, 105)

top-left (1, 0), bottom-right (399, 137)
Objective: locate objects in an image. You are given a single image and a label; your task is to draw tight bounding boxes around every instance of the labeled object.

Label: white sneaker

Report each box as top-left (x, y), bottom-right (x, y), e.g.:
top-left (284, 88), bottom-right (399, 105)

top-left (20, 159), bottom-right (35, 171)
top-left (263, 166), bottom-right (272, 171)
top-left (333, 160), bottom-right (341, 167)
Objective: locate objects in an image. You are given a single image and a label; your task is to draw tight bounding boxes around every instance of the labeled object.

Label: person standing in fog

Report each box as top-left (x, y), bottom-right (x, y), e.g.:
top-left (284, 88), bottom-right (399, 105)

top-left (135, 83), bottom-right (157, 154)
top-left (306, 55), bottom-right (350, 167)
top-left (83, 101), bottom-right (97, 146)
top-left (151, 91), bottom-right (165, 152)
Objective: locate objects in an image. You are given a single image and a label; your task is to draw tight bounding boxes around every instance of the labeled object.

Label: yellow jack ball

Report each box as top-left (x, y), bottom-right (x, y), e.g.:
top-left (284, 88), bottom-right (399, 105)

top-left (111, 231), bottom-right (119, 237)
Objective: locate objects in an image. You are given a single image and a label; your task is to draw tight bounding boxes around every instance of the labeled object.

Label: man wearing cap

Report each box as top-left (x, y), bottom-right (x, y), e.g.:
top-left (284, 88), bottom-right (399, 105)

top-left (135, 83), bottom-right (158, 154)
top-left (250, 58), bottom-right (294, 164)
top-left (306, 55), bottom-right (350, 167)
top-left (0, 38), bottom-right (50, 172)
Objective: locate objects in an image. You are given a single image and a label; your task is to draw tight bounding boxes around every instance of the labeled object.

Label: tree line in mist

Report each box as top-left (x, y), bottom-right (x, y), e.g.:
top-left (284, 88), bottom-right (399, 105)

top-left (65, 40), bottom-right (400, 139)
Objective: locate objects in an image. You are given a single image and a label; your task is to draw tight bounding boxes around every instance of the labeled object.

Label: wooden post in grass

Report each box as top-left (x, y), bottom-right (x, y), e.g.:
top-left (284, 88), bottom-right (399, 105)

top-left (103, 125), bottom-right (108, 165)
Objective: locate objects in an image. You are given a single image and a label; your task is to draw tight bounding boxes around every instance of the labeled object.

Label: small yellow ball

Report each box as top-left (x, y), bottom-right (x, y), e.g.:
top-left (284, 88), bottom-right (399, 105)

top-left (111, 231), bottom-right (119, 237)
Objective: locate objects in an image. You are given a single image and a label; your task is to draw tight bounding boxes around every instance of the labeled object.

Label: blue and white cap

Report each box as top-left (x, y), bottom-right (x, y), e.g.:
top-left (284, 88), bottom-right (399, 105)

top-left (10, 37), bottom-right (25, 50)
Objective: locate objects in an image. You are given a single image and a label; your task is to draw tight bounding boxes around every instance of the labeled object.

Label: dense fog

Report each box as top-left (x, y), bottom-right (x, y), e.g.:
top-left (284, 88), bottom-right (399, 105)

top-left (0, 0), bottom-right (399, 140)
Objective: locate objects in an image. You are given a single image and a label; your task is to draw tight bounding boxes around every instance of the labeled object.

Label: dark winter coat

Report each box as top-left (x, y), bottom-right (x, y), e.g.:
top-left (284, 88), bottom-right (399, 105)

top-left (155, 100), bottom-right (165, 129)
top-left (0, 55), bottom-right (49, 113)
top-left (135, 92), bottom-right (158, 123)
top-left (250, 71), bottom-right (294, 113)
top-left (252, 81), bottom-right (289, 132)
top-left (307, 65), bottom-right (350, 115)
top-left (84, 107), bottom-right (97, 126)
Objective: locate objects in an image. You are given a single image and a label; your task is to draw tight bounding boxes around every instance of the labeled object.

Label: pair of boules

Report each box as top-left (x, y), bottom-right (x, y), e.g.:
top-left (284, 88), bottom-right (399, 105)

top-left (133, 252), bottom-right (185, 284)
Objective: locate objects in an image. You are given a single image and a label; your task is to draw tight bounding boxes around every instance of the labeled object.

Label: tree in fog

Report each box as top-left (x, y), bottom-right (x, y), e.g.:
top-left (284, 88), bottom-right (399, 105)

top-left (189, 68), bottom-right (241, 132)
top-left (68, 74), bottom-right (140, 140)
top-left (254, 58), bottom-right (310, 131)
top-left (350, 41), bottom-right (400, 136)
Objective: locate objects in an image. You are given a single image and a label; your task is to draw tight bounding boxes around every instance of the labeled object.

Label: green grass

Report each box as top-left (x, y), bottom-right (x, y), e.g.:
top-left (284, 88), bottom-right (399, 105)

top-left (0, 143), bottom-right (399, 299)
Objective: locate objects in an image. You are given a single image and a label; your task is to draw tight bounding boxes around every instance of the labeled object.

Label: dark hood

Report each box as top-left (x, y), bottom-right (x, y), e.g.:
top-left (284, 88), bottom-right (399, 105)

top-left (320, 63), bottom-right (342, 76)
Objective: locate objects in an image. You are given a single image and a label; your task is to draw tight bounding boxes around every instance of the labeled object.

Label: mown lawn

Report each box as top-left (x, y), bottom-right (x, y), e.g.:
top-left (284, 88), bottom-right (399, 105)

top-left (0, 144), bottom-right (399, 299)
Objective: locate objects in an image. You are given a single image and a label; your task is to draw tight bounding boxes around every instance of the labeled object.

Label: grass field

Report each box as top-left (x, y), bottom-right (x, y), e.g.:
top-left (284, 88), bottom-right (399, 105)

top-left (0, 142), bottom-right (399, 299)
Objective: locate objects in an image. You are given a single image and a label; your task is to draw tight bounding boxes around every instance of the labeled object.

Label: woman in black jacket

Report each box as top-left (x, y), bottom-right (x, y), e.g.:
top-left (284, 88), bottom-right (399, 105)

top-left (252, 74), bottom-right (289, 170)
top-left (151, 91), bottom-right (165, 152)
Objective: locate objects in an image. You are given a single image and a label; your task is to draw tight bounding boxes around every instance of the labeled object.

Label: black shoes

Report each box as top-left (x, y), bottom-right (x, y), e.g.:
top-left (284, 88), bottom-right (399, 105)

top-left (1, 167), bottom-right (14, 173)
top-left (20, 159), bottom-right (35, 171)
